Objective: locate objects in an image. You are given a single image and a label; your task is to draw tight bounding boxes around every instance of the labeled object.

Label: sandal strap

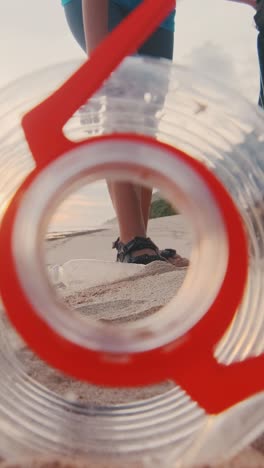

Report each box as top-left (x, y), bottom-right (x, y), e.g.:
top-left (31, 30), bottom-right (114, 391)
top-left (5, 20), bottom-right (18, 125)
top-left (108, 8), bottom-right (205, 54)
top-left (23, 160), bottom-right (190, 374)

top-left (126, 253), bottom-right (164, 265)
top-left (123, 237), bottom-right (159, 256)
top-left (160, 248), bottom-right (177, 259)
top-left (112, 236), bottom-right (158, 254)
top-left (112, 236), bottom-right (161, 263)
top-left (112, 237), bottom-right (120, 250)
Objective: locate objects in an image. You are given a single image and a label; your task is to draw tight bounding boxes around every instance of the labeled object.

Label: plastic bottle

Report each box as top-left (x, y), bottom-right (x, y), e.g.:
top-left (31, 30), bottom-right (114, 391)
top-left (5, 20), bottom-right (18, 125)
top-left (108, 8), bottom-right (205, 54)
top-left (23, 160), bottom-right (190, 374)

top-left (0, 57), bottom-right (263, 467)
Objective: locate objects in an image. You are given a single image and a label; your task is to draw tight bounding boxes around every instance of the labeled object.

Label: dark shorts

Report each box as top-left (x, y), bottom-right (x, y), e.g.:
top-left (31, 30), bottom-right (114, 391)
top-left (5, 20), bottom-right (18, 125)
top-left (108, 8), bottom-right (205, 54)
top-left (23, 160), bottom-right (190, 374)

top-left (257, 33), bottom-right (264, 108)
top-left (64, 0), bottom-right (174, 60)
top-left (255, 4), bottom-right (264, 108)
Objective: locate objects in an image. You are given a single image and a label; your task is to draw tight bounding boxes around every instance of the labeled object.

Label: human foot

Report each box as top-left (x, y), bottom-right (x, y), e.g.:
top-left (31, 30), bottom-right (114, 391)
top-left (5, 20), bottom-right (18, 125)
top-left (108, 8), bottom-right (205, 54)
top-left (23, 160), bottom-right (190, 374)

top-left (112, 237), bottom-right (166, 265)
top-left (113, 237), bottom-right (189, 267)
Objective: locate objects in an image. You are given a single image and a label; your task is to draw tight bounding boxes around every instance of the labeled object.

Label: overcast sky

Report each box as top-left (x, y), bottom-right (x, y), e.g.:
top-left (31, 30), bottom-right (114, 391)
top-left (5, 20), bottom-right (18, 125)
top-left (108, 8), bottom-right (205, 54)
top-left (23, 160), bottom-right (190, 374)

top-left (0, 0), bottom-right (261, 230)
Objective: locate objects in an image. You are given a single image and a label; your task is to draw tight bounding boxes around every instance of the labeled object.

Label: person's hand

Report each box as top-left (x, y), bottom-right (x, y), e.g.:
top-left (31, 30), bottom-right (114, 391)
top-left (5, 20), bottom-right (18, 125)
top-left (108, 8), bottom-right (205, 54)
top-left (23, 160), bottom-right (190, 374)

top-left (225, 0), bottom-right (256, 8)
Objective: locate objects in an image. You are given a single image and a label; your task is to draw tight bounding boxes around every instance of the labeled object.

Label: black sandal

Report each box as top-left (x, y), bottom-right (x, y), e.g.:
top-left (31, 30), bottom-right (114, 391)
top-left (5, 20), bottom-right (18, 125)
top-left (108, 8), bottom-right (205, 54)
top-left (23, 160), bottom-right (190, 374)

top-left (112, 237), bottom-right (166, 265)
top-left (160, 248), bottom-right (189, 268)
top-left (160, 248), bottom-right (177, 260)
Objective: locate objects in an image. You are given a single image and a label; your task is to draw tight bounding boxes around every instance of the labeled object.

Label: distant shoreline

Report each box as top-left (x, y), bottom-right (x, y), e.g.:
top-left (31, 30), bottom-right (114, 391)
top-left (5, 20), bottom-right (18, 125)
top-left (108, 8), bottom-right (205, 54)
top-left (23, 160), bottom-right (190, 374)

top-left (46, 228), bottom-right (107, 242)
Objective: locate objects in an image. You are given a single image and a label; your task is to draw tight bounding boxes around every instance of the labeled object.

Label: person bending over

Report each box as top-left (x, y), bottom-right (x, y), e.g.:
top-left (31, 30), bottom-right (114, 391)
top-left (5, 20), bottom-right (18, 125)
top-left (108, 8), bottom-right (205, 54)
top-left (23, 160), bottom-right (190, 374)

top-left (62, 0), bottom-right (189, 267)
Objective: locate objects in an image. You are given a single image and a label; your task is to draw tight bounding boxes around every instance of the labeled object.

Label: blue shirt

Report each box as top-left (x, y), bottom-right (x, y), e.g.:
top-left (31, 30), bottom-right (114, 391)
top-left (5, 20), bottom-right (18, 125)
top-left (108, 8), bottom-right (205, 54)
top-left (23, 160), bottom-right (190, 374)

top-left (62, 0), bottom-right (175, 32)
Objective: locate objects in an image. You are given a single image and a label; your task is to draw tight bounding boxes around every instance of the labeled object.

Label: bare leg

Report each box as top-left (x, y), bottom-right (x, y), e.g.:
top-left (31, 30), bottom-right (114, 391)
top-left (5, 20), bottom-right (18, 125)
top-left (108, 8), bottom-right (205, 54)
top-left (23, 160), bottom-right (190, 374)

top-left (81, 1), bottom-right (158, 258)
top-left (108, 183), bottom-right (151, 232)
top-left (82, 0), bottom-right (108, 54)
top-left (139, 186), bottom-right (153, 231)
top-left (79, 2), bottom-right (186, 264)
top-left (108, 182), bottom-right (159, 258)
top-left (108, 182), bottom-right (145, 243)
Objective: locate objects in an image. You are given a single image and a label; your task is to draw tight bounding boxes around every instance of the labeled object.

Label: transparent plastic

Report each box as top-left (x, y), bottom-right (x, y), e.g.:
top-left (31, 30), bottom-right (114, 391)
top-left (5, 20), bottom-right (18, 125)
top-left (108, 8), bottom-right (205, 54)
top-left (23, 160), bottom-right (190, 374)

top-left (11, 140), bottom-right (228, 354)
top-left (47, 259), bottom-right (144, 290)
top-left (0, 57), bottom-right (263, 466)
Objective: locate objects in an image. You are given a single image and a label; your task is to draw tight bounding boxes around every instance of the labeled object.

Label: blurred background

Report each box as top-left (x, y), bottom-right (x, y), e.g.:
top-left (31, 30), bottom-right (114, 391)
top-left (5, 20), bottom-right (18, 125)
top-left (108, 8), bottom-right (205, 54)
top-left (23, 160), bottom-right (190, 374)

top-left (0, 0), bottom-right (259, 101)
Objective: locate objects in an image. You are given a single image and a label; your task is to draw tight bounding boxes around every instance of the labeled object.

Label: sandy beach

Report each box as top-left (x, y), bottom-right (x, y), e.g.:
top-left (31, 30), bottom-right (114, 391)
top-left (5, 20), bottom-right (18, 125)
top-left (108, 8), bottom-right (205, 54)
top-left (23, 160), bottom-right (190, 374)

top-left (0, 215), bottom-right (264, 468)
